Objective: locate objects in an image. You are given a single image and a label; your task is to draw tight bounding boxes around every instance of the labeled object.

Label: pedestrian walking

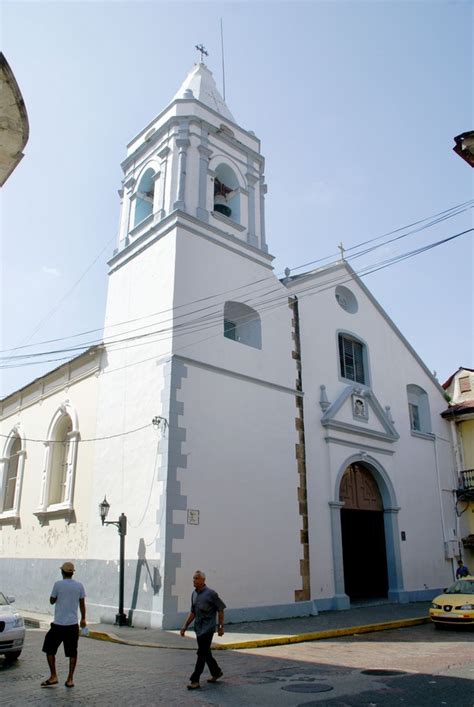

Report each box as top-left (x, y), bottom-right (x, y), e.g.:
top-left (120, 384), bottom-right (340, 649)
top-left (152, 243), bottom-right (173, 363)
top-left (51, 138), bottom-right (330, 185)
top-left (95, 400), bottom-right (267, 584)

top-left (456, 559), bottom-right (470, 579)
top-left (180, 570), bottom-right (226, 690)
top-left (41, 561), bottom-right (87, 688)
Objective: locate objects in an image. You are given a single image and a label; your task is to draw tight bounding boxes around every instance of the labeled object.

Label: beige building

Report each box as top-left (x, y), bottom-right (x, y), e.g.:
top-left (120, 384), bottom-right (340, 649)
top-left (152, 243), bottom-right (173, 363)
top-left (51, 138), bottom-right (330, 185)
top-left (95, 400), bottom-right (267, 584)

top-left (442, 367), bottom-right (474, 566)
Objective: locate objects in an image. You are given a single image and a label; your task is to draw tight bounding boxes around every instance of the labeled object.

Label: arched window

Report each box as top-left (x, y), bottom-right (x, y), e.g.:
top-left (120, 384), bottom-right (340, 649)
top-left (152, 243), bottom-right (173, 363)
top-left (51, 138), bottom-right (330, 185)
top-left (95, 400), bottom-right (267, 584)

top-left (214, 163), bottom-right (240, 224)
top-left (36, 403), bottom-right (80, 521)
top-left (3, 435), bottom-right (21, 511)
top-left (0, 428), bottom-right (26, 521)
top-left (48, 415), bottom-right (72, 505)
top-left (338, 333), bottom-right (367, 385)
top-left (223, 301), bottom-right (261, 349)
top-left (134, 168), bottom-right (156, 226)
top-left (406, 384), bottom-right (432, 434)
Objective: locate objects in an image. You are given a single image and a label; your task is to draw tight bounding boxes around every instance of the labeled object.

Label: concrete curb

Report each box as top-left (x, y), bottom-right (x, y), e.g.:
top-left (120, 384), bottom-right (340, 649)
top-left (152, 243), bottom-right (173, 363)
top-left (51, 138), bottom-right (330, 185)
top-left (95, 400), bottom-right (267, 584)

top-left (87, 630), bottom-right (196, 650)
top-left (86, 616), bottom-right (430, 651)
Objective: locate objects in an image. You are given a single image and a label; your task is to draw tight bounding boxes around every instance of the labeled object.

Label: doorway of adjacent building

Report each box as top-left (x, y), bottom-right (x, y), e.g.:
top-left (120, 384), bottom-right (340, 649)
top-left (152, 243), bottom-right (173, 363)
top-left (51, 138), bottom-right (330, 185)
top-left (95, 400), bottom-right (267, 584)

top-left (339, 463), bottom-right (388, 600)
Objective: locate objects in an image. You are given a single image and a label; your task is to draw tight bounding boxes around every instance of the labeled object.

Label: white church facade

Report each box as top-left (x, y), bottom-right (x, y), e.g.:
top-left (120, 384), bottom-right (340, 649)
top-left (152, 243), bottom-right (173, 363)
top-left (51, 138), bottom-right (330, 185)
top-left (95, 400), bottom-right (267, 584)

top-left (0, 62), bottom-right (460, 628)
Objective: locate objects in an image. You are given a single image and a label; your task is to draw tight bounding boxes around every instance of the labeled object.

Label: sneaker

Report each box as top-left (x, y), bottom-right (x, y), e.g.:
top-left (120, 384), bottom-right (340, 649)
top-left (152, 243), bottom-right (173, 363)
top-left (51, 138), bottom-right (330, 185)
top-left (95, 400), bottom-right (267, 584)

top-left (207, 670), bottom-right (223, 683)
top-left (187, 682), bottom-right (200, 690)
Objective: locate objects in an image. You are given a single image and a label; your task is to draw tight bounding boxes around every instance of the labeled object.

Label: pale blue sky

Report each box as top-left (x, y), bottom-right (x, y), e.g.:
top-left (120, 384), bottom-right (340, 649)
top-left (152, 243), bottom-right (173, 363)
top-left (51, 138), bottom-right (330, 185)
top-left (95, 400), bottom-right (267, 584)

top-left (1, 0), bottom-right (473, 397)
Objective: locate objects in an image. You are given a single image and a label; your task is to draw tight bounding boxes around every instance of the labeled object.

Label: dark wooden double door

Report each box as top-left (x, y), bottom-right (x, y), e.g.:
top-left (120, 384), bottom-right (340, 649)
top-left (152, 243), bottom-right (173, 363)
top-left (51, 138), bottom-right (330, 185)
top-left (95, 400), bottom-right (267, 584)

top-left (340, 464), bottom-right (388, 600)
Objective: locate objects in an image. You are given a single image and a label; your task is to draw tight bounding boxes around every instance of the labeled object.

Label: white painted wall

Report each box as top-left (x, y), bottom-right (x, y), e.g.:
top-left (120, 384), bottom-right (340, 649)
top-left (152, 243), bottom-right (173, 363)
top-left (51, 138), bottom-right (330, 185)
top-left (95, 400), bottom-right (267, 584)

top-left (0, 353), bottom-right (100, 561)
top-left (172, 365), bottom-right (302, 613)
top-left (290, 262), bottom-right (457, 601)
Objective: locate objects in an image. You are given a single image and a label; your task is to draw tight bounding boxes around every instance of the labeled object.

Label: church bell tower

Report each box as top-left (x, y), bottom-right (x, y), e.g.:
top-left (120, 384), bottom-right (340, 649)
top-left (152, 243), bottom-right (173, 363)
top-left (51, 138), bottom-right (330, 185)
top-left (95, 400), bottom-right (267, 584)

top-left (115, 59), bottom-right (269, 256)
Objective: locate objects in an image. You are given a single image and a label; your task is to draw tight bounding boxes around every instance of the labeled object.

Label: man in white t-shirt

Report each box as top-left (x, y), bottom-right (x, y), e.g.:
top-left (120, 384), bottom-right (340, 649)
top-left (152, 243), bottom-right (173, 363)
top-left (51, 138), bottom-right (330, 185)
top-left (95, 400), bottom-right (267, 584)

top-left (41, 562), bottom-right (87, 688)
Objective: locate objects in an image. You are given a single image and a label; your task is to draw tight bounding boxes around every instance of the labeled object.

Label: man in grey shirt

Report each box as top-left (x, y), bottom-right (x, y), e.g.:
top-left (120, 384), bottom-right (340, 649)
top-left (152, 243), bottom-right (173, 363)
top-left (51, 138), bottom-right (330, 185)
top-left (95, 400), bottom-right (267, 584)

top-left (41, 562), bottom-right (86, 688)
top-left (180, 570), bottom-right (226, 690)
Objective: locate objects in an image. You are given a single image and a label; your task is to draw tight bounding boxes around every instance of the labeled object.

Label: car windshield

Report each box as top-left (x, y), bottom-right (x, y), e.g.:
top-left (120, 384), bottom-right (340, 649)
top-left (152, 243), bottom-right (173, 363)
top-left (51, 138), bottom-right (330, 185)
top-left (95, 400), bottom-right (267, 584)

top-left (445, 580), bottom-right (474, 595)
top-left (0, 592), bottom-right (8, 606)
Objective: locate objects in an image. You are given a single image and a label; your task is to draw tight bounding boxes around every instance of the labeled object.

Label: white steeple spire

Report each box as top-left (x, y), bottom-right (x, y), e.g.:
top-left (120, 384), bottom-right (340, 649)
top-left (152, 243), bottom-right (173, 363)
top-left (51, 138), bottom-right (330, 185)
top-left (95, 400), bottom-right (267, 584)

top-left (171, 62), bottom-right (235, 122)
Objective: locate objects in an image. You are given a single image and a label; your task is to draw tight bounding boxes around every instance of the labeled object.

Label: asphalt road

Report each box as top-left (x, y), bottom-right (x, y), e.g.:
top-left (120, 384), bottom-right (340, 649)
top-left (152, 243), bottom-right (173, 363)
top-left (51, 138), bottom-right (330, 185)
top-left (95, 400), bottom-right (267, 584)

top-left (0, 623), bottom-right (472, 706)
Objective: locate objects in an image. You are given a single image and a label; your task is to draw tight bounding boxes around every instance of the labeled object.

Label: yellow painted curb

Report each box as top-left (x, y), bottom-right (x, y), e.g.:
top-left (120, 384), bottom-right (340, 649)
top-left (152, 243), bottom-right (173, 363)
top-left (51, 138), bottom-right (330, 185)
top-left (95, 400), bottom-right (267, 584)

top-left (87, 616), bottom-right (429, 651)
top-left (87, 630), bottom-right (195, 650)
top-left (214, 616), bottom-right (430, 650)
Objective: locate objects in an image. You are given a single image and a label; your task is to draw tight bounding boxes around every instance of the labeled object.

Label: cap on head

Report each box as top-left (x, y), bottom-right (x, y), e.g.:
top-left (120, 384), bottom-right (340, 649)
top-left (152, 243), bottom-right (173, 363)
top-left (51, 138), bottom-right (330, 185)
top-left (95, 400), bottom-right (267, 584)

top-left (60, 562), bottom-right (75, 573)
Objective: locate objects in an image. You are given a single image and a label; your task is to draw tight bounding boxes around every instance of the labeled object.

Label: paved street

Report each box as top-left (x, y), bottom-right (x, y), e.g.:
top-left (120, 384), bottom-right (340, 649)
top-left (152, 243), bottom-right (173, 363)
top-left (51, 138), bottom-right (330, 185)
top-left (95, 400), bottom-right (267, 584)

top-left (1, 624), bottom-right (473, 706)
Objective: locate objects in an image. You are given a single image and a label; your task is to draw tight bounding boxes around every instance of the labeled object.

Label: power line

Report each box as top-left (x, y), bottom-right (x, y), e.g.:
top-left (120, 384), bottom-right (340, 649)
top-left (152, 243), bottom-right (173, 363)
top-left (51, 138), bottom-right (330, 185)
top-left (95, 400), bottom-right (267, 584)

top-left (0, 422), bottom-right (154, 444)
top-left (1, 225), bottom-right (471, 373)
top-left (2, 199), bottom-right (471, 358)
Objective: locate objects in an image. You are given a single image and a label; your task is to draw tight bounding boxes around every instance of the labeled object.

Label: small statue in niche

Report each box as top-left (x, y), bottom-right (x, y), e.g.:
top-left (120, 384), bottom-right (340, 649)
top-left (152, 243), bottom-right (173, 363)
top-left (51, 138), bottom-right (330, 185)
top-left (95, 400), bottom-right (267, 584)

top-left (353, 396), bottom-right (367, 418)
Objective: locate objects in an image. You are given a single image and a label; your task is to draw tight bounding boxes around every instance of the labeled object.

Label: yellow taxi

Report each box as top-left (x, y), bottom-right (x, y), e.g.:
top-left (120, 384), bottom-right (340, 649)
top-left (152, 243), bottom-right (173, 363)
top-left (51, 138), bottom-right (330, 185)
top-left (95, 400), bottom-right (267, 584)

top-left (430, 576), bottom-right (474, 628)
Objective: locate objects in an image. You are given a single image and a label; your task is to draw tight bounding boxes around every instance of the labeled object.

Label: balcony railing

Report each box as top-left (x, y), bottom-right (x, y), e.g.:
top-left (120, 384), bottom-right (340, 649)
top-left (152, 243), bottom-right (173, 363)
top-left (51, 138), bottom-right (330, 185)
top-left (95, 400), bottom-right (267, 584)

top-left (459, 469), bottom-right (474, 491)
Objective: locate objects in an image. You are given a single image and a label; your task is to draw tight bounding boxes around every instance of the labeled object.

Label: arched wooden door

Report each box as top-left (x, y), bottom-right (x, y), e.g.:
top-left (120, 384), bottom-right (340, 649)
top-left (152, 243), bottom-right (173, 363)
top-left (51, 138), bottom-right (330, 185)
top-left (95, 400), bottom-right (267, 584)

top-left (339, 463), bottom-right (388, 600)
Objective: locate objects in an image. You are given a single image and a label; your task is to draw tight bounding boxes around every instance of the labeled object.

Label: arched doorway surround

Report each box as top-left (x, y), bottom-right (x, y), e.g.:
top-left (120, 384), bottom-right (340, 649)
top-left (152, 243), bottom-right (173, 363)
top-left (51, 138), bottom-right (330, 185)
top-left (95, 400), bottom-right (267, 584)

top-left (329, 455), bottom-right (406, 607)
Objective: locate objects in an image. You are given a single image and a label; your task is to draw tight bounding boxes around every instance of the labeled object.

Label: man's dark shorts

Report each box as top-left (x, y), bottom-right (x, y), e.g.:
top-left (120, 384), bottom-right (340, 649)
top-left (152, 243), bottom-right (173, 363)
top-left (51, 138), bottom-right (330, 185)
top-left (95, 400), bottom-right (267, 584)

top-left (42, 623), bottom-right (79, 657)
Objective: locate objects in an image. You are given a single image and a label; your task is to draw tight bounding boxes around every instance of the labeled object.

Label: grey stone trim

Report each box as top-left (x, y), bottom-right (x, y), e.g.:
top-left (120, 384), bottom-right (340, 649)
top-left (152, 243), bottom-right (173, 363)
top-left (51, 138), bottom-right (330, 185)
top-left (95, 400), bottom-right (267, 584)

top-left (313, 595), bottom-right (350, 612)
top-left (160, 358), bottom-right (188, 621)
top-left (174, 354), bottom-right (303, 396)
top-left (286, 260), bottom-right (446, 396)
top-left (164, 599), bottom-right (317, 629)
top-left (259, 176), bottom-right (268, 253)
top-left (108, 210), bottom-right (274, 275)
top-left (322, 420), bottom-right (398, 443)
top-left (210, 210), bottom-right (247, 232)
top-left (1, 346), bottom-right (103, 411)
top-left (324, 436), bottom-right (395, 455)
top-left (321, 385), bottom-right (399, 441)
top-left (410, 430), bottom-right (436, 441)
top-left (0, 557), bottom-right (161, 628)
top-left (196, 132), bottom-right (212, 222)
top-left (173, 123), bottom-right (190, 212)
top-left (125, 106), bottom-right (262, 169)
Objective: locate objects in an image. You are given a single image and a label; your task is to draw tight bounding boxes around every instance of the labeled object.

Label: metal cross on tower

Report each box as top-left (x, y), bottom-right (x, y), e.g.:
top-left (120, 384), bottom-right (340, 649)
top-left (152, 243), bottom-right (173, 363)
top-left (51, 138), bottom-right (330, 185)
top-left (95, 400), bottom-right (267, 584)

top-left (195, 44), bottom-right (208, 63)
top-left (338, 241), bottom-right (346, 260)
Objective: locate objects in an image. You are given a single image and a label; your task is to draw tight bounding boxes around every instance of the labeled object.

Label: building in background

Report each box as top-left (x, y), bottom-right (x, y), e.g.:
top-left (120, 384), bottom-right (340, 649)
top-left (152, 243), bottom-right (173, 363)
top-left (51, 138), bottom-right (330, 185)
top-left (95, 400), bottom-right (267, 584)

top-left (453, 131), bottom-right (474, 168)
top-left (442, 368), bottom-right (474, 566)
top-left (0, 53), bottom-right (29, 187)
top-left (0, 61), bottom-right (460, 627)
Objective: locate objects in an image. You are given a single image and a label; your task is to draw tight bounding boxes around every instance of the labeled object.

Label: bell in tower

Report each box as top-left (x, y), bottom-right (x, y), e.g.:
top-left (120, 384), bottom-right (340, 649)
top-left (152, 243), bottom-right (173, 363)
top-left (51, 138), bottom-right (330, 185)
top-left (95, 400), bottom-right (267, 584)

top-left (213, 177), bottom-right (233, 217)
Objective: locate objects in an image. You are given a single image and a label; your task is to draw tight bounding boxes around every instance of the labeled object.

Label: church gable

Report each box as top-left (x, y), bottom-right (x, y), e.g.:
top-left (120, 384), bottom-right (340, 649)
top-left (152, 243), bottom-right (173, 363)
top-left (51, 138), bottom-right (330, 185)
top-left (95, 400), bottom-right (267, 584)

top-left (320, 384), bottom-right (399, 443)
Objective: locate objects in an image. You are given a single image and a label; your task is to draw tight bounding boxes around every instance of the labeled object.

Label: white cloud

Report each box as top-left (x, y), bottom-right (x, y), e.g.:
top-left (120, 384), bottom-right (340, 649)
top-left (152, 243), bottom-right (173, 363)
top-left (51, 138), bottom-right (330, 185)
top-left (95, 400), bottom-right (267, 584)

top-left (42, 266), bottom-right (61, 277)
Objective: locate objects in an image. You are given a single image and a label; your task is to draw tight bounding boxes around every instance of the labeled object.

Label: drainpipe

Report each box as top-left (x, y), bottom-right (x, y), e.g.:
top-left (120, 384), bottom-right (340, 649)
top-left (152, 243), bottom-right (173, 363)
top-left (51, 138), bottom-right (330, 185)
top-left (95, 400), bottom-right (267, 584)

top-left (433, 434), bottom-right (456, 580)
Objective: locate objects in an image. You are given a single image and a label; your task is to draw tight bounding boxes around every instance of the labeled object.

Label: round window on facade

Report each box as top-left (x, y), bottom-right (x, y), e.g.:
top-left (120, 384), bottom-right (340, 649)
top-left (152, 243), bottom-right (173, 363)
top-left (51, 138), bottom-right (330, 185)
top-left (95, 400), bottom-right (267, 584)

top-left (335, 285), bottom-right (358, 314)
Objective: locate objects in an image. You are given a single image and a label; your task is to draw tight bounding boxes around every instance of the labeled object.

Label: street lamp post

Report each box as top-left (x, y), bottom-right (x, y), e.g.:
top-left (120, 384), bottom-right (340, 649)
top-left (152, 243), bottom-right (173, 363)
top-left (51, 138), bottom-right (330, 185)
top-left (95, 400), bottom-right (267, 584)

top-left (99, 497), bottom-right (128, 626)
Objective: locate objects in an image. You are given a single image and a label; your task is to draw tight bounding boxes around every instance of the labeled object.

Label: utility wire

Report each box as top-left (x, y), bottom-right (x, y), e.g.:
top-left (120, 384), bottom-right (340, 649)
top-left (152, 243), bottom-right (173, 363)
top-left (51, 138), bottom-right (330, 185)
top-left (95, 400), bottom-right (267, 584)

top-left (0, 422), bottom-right (153, 444)
top-left (1, 225), bottom-right (471, 373)
top-left (2, 204), bottom-right (472, 366)
top-left (2, 199), bottom-right (471, 357)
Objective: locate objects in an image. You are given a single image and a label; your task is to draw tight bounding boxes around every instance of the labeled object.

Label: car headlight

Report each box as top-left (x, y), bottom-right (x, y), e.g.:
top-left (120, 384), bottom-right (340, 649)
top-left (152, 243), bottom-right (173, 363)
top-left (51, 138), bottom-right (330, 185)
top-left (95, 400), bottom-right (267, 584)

top-left (12, 614), bottom-right (24, 628)
top-left (431, 603), bottom-right (441, 609)
top-left (456, 604), bottom-right (474, 611)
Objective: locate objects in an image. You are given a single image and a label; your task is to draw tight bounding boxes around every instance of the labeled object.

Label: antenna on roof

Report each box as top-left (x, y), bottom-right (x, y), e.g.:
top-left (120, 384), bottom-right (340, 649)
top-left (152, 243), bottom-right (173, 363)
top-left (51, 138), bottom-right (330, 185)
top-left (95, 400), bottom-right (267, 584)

top-left (195, 44), bottom-right (208, 64)
top-left (220, 18), bottom-right (226, 101)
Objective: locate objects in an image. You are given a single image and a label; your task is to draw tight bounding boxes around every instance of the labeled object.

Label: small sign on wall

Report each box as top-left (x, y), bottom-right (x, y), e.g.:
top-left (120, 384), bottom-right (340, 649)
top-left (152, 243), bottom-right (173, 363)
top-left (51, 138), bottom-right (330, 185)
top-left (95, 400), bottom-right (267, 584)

top-left (187, 509), bottom-right (200, 525)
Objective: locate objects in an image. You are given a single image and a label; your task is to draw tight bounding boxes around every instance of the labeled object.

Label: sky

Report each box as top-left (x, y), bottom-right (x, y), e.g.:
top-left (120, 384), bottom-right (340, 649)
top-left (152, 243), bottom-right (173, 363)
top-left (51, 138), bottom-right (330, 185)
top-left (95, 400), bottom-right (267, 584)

top-left (1, 0), bottom-right (473, 398)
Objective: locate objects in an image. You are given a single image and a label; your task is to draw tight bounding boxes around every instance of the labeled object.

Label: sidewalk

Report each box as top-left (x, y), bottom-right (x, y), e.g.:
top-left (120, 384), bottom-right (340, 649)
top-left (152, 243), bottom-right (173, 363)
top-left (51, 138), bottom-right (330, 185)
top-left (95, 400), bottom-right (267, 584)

top-left (22, 600), bottom-right (431, 651)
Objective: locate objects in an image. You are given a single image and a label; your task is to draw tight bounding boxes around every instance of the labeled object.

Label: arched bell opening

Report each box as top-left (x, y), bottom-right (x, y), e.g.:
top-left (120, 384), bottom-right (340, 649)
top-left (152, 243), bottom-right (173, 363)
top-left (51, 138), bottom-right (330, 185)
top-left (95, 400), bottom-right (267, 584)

top-left (213, 163), bottom-right (240, 222)
top-left (339, 463), bottom-right (389, 600)
top-left (134, 168), bottom-right (156, 226)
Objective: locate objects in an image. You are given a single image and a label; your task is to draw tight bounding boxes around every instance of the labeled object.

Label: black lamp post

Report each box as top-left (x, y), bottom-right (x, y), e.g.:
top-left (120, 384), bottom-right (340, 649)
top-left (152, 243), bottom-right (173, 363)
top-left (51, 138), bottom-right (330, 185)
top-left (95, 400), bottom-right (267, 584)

top-left (99, 496), bottom-right (128, 626)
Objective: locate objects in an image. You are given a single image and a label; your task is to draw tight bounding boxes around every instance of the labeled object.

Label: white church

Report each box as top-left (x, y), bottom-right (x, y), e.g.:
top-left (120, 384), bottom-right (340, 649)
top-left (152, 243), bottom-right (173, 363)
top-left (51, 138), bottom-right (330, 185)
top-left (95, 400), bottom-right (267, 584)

top-left (0, 61), bottom-right (460, 628)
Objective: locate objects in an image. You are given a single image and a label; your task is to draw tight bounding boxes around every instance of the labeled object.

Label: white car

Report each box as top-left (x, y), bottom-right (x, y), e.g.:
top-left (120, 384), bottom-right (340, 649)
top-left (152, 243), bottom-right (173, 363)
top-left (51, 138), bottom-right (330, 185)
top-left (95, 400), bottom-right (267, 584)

top-left (0, 592), bottom-right (25, 661)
